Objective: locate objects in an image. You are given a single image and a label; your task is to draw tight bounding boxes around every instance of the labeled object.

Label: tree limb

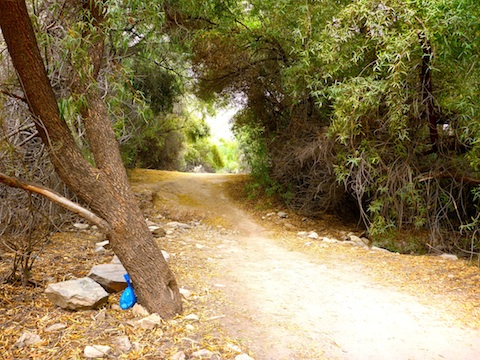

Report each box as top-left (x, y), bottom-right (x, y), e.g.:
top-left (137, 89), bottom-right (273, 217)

top-left (0, 172), bottom-right (110, 231)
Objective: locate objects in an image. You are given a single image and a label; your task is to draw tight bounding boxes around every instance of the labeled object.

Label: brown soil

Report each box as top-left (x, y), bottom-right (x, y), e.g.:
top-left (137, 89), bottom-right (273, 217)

top-left (2, 169), bottom-right (480, 359)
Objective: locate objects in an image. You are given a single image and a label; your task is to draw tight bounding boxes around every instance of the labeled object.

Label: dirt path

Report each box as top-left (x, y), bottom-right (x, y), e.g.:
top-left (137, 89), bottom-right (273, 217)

top-left (131, 170), bottom-right (480, 360)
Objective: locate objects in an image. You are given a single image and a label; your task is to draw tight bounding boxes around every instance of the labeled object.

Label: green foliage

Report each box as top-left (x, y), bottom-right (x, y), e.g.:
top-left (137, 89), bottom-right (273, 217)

top-left (181, 116), bottom-right (231, 172)
top-left (178, 0), bottom-right (480, 254)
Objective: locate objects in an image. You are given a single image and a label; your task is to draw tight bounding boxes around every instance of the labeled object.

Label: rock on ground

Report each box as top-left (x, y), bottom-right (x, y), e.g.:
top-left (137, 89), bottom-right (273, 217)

top-left (84, 345), bottom-right (112, 358)
top-left (45, 277), bottom-right (109, 310)
top-left (88, 263), bottom-right (128, 293)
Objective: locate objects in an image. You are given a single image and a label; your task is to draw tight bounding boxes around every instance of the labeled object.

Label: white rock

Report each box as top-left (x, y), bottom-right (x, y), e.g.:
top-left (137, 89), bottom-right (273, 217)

top-left (111, 255), bottom-right (122, 264)
top-left (84, 345), bottom-right (112, 358)
top-left (15, 331), bottom-right (42, 348)
top-left (95, 240), bottom-right (109, 253)
top-left (166, 221), bottom-right (191, 229)
top-left (171, 351), bottom-right (186, 360)
top-left (322, 237), bottom-right (338, 243)
top-left (88, 263), bottom-right (127, 293)
top-left (277, 211), bottom-right (288, 218)
top-left (350, 235), bottom-right (369, 247)
top-left (45, 323), bottom-right (67, 332)
top-left (297, 231), bottom-right (309, 237)
top-left (161, 250), bottom-right (170, 262)
top-left (307, 231), bottom-right (319, 239)
top-left (179, 288), bottom-right (192, 300)
top-left (440, 253), bottom-right (458, 260)
top-left (146, 219), bottom-right (158, 227)
top-left (227, 343), bottom-right (242, 353)
top-left (73, 222), bottom-right (90, 230)
top-left (370, 246), bottom-right (391, 253)
top-left (235, 354), bottom-right (255, 360)
top-left (114, 335), bottom-right (132, 353)
top-left (96, 240), bottom-right (110, 248)
top-left (136, 313), bottom-right (162, 330)
top-left (132, 303), bottom-right (150, 317)
top-left (184, 313), bottom-right (199, 321)
top-left (192, 349), bottom-right (214, 358)
top-left (45, 277), bottom-right (109, 310)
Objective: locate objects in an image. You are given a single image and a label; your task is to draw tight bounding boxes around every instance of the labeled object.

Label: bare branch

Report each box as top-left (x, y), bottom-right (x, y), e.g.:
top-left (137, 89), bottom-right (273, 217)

top-left (0, 172), bottom-right (110, 231)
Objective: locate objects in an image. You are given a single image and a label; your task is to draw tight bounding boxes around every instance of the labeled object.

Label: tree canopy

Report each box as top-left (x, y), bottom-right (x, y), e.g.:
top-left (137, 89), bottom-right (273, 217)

top-left (170, 0), bottom-right (480, 254)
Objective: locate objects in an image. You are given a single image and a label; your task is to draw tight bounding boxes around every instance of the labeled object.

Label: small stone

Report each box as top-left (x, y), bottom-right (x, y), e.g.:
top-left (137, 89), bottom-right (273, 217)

top-left (84, 345), bottom-right (112, 358)
top-left (161, 250), bottom-right (170, 262)
top-left (192, 349), bottom-right (214, 358)
top-left (136, 313), bottom-right (162, 330)
top-left (73, 222), bottom-right (90, 230)
top-left (283, 222), bottom-right (295, 230)
top-left (166, 221), bottom-right (191, 229)
top-left (149, 226), bottom-right (167, 237)
top-left (440, 253), bottom-right (458, 261)
top-left (15, 332), bottom-right (42, 348)
top-left (132, 303), bottom-right (150, 317)
top-left (226, 344), bottom-right (242, 353)
top-left (171, 351), bottom-right (186, 360)
top-left (146, 219), bottom-right (158, 227)
top-left (96, 240), bottom-right (110, 248)
top-left (235, 354), bottom-right (255, 360)
top-left (370, 246), bottom-right (391, 253)
top-left (186, 324), bottom-right (195, 331)
top-left (45, 323), bottom-right (67, 332)
top-left (114, 335), bottom-right (132, 353)
top-left (307, 231), bottom-right (319, 239)
top-left (184, 313), bottom-right (199, 321)
top-left (111, 255), bottom-right (122, 264)
top-left (95, 240), bottom-right (110, 253)
top-left (297, 231), bottom-right (309, 237)
top-left (179, 288), bottom-right (192, 300)
top-left (277, 211), bottom-right (288, 218)
top-left (322, 237), bottom-right (338, 243)
top-left (350, 235), bottom-right (369, 247)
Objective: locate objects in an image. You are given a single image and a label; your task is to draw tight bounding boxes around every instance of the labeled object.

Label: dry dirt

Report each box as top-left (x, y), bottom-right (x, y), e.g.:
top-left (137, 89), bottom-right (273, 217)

top-left (129, 169), bottom-right (480, 360)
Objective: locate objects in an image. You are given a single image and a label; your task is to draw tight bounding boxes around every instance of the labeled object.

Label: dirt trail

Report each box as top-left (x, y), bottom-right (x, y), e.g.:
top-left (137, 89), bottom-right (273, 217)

top-left (131, 170), bottom-right (480, 360)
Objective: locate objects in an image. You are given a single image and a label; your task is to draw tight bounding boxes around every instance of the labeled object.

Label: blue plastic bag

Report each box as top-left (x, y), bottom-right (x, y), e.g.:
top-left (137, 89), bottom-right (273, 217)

top-left (119, 273), bottom-right (137, 310)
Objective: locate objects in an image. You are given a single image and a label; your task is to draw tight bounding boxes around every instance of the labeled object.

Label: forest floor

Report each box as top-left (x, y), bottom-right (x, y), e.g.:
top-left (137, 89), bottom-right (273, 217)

top-left (2, 169), bottom-right (480, 359)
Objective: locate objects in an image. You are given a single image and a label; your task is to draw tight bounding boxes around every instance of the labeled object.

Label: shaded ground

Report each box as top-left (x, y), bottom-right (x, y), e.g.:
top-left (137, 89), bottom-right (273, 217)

top-left (1, 169), bottom-right (480, 359)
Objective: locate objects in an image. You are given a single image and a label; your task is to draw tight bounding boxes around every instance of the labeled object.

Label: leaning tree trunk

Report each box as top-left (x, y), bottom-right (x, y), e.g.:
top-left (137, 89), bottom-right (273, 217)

top-left (0, 0), bottom-right (182, 318)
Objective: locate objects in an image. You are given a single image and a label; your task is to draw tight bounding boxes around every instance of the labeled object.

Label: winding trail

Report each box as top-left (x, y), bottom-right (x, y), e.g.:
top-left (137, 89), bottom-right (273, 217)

top-left (131, 170), bottom-right (480, 360)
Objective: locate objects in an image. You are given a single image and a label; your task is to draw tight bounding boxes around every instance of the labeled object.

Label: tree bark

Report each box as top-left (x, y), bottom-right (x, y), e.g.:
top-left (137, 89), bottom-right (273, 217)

top-left (0, 0), bottom-right (182, 318)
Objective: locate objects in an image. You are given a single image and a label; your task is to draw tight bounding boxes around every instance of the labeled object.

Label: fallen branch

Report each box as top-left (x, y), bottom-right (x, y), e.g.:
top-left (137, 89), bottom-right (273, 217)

top-left (0, 172), bottom-right (110, 231)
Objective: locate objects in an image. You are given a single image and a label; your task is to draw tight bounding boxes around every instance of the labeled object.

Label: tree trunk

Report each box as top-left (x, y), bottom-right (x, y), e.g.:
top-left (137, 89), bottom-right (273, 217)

top-left (0, 0), bottom-right (182, 318)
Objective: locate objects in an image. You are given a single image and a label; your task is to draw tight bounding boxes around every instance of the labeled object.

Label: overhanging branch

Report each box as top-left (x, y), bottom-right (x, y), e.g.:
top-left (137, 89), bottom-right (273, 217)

top-left (0, 172), bottom-right (110, 231)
